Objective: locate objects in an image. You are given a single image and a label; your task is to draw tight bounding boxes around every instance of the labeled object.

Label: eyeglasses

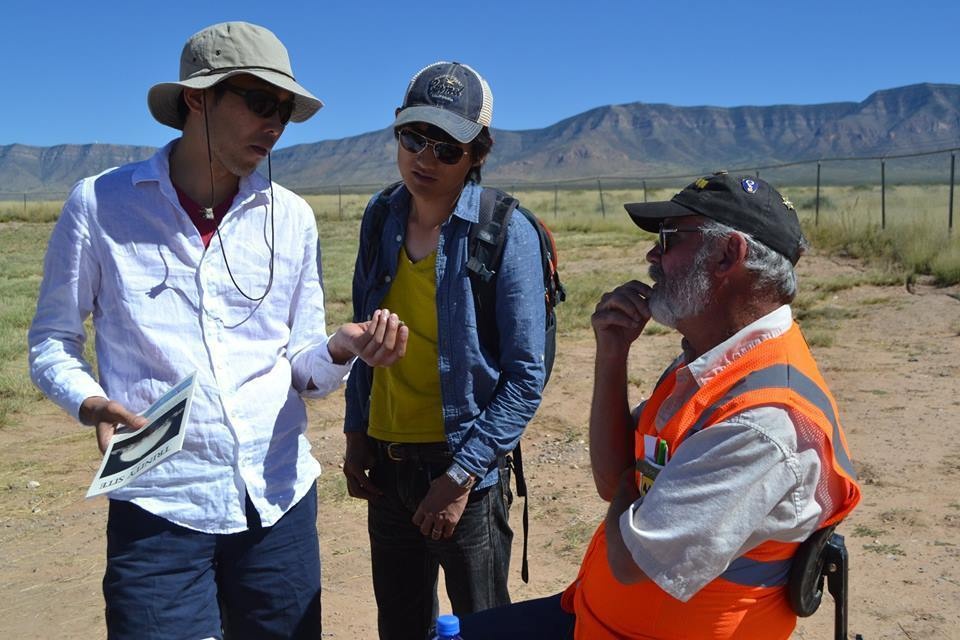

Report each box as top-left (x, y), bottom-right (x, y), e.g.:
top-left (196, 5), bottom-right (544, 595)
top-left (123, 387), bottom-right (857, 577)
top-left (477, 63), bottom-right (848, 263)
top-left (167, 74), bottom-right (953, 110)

top-left (221, 83), bottom-right (295, 125)
top-left (397, 129), bottom-right (468, 165)
top-left (658, 222), bottom-right (702, 254)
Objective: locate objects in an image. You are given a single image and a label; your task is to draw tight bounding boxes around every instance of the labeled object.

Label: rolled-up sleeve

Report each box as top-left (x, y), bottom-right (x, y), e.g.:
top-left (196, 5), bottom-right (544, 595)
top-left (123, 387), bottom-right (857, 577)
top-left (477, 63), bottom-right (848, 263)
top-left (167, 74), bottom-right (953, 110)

top-left (619, 409), bottom-right (806, 601)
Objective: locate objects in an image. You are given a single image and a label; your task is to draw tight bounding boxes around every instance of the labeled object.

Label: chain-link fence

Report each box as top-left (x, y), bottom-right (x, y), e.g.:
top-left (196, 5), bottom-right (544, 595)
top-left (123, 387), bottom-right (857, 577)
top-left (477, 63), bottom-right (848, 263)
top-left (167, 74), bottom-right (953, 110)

top-left (3, 145), bottom-right (957, 231)
top-left (292, 145), bottom-right (960, 231)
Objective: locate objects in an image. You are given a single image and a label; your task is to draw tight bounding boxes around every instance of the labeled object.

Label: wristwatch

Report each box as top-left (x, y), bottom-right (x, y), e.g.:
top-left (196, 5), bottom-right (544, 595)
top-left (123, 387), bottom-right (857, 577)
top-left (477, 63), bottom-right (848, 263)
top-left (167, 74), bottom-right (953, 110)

top-left (445, 462), bottom-right (475, 489)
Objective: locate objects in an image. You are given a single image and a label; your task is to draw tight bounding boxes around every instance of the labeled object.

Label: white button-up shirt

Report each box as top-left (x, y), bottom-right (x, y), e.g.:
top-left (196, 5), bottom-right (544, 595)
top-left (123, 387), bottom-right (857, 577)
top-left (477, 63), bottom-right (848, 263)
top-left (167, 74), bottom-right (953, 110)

top-left (28, 142), bottom-right (352, 533)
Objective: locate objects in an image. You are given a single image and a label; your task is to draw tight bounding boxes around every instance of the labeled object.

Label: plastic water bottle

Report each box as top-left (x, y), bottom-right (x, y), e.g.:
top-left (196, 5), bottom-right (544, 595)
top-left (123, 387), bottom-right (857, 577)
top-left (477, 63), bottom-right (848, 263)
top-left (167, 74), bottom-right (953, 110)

top-left (433, 614), bottom-right (464, 640)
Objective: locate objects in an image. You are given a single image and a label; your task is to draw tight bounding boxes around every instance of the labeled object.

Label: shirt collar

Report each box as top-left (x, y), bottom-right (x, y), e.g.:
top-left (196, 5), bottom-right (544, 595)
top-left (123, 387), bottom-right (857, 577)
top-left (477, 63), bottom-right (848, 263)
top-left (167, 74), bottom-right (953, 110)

top-left (685, 305), bottom-right (794, 387)
top-left (452, 182), bottom-right (483, 223)
top-left (387, 180), bottom-right (483, 225)
top-left (131, 139), bottom-right (270, 210)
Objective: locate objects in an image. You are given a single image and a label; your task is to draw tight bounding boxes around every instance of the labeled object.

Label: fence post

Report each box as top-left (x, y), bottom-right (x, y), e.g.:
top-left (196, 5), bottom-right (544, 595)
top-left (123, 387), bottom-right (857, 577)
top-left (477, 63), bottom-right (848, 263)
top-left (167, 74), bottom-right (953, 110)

top-left (755, 170), bottom-right (760, 179)
top-left (23, 193), bottom-right (27, 216)
top-left (881, 160), bottom-right (886, 230)
top-left (337, 185), bottom-right (343, 220)
top-left (597, 179), bottom-right (606, 217)
top-left (553, 183), bottom-right (559, 218)
top-left (950, 153), bottom-right (955, 233)
top-left (643, 180), bottom-right (648, 203)
top-left (815, 162), bottom-right (821, 227)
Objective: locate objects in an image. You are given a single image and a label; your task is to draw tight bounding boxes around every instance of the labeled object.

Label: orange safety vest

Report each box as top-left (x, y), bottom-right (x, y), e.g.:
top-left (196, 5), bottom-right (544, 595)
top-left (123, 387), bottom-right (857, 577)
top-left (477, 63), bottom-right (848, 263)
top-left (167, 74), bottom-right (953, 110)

top-left (562, 323), bottom-right (861, 639)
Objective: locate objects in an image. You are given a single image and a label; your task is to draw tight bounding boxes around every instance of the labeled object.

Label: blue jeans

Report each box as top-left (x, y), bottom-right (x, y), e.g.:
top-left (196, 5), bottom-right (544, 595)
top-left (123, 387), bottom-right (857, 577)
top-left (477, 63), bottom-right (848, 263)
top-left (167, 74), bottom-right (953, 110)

top-left (103, 483), bottom-right (321, 640)
top-left (460, 593), bottom-right (576, 639)
top-left (368, 455), bottom-right (514, 640)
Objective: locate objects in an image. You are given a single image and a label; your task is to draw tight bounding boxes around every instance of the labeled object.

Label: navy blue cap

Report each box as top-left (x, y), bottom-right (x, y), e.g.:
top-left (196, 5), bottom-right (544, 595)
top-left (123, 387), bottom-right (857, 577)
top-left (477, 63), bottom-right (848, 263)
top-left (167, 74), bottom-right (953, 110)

top-left (392, 61), bottom-right (493, 143)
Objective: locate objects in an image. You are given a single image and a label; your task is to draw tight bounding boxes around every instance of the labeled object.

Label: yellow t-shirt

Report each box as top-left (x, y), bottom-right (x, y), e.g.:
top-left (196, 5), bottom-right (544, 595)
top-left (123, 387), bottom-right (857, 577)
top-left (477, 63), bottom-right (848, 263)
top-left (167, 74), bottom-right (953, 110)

top-left (368, 246), bottom-right (445, 443)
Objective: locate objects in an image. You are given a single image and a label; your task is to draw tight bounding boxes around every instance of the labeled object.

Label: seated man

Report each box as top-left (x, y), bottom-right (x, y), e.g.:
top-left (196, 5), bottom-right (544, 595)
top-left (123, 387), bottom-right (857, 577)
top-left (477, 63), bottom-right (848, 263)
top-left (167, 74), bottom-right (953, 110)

top-left (462, 173), bottom-right (861, 639)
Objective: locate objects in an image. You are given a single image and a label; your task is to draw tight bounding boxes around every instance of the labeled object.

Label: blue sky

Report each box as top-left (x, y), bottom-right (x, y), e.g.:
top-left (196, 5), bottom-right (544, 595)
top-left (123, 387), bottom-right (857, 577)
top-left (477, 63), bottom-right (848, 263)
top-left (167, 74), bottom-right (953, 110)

top-left (4, 0), bottom-right (958, 149)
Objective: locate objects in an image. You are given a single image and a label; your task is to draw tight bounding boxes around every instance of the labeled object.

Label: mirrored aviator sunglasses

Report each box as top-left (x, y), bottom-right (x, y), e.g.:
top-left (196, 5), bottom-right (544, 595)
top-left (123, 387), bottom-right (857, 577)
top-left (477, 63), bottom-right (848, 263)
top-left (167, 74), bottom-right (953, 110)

top-left (397, 129), bottom-right (467, 165)
top-left (221, 83), bottom-right (295, 125)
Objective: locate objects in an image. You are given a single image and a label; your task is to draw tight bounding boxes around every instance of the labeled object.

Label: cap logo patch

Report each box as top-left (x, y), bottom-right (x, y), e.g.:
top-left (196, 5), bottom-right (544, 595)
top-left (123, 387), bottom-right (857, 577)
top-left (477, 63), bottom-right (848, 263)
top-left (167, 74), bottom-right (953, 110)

top-left (781, 196), bottom-right (796, 211)
top-left (428, 75), bottom-right (464, 104)
top-left (694, 177), bottom-right (710, 190)
top-left (741, 178), bottom-right (758, 194)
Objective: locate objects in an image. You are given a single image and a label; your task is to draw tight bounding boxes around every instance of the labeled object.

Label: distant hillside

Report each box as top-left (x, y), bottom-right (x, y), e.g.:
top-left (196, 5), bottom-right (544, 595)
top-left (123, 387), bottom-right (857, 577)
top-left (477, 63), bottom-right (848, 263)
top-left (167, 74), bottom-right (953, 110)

top-left (0, 144), bottom-right (156, 194)
top-left (3, 83), bottom-right (960, 195)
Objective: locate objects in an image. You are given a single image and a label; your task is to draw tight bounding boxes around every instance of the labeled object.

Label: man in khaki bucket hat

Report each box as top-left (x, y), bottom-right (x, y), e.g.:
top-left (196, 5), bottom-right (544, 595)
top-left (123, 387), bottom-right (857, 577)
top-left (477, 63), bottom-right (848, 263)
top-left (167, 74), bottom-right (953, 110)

top-left (28, 21), bottom-right (407, 639)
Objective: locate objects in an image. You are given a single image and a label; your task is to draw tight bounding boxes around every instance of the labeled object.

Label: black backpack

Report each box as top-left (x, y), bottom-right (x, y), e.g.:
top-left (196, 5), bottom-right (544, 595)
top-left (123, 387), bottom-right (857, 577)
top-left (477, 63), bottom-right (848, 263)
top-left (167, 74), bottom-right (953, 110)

top-left (363, 181), bottom-right (566, 582)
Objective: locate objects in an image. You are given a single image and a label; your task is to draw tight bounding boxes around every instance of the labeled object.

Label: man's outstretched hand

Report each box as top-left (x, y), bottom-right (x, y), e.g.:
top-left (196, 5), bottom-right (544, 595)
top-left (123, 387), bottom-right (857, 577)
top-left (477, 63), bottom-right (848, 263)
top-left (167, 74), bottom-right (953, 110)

top-left (328, 308), bottom-right (409, 367)
top-left (79, 396), bottom-right (149, 454)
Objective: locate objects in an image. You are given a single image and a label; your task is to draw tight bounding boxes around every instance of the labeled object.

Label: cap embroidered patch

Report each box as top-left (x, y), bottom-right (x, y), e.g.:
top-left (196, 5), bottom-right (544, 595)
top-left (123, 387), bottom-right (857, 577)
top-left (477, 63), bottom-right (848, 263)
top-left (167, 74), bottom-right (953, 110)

top-left (428, 75), bottom-right (464, 103)
top-left (781, 196), bottom-right (796, 211)
top-left (741, 178), bottom-right (758, 194)
top-left (695, 177), bottom-right (710, 190)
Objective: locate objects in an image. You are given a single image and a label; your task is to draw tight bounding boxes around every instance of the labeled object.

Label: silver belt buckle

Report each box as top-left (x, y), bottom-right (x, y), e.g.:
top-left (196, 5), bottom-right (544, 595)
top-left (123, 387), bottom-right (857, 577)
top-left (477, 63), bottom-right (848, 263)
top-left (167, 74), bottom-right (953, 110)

top-left (386, 442), bottom-right (404, 461)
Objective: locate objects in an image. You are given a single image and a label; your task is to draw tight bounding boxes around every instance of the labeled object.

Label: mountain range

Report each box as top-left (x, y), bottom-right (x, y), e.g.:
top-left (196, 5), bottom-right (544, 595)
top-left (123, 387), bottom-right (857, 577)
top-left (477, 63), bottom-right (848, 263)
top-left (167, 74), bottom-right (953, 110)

top-left (3, 83), bottom-right (959, 195)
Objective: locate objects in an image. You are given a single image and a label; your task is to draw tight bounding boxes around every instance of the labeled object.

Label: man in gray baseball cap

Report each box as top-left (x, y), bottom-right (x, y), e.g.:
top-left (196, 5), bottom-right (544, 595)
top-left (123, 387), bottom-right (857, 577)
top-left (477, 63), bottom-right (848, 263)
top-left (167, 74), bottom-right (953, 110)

top-left (29, 21), bottom-right (407, 639)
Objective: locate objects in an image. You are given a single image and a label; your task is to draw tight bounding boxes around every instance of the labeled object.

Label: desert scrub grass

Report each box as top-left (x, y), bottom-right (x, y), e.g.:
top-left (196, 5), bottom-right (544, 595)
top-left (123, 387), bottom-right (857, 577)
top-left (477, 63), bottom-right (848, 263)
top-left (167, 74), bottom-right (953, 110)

top-left (796, 184), bottom-right (960, 285)
top-left (303, 192), bottom-right (371, 222)
top-left (0, 200), bottom-right (63, 223)
top-left (313, 217), bottom-right (362, 328)
top-left (862, 542), bottom-right (905, 556)
top-left (560, 516), bottom-right (601, 555)
top-left (316, 471), bottom-right (351, 503)
top-left (851, 524), bottom-right (886, 538)
top-left (930, 240), bottom-right (960, 285)
top-left (643, 322), bottom-right (672, 336)
top-left (794, 305), bottom-right (861, 324)
top-left (0, 222), bottom-right (55, 428)
top-left (803, 330), bottom-right (835, 348)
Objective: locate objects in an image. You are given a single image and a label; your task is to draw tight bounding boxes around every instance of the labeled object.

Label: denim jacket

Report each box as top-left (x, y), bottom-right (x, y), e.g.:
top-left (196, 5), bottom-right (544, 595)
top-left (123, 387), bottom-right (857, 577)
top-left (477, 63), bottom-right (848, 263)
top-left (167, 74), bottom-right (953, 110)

top-left (344, 182), bottom-right (546, 490)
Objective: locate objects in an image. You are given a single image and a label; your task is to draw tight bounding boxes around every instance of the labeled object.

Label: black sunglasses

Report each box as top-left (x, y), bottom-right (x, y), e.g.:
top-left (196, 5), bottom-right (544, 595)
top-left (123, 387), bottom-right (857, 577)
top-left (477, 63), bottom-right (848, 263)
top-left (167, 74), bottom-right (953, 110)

top-left (397, 129), bottom-right (468, 165)
top-left (658, 222), bottom-right (702, 254)
top-left (221, 83), bottom-right (295, 125)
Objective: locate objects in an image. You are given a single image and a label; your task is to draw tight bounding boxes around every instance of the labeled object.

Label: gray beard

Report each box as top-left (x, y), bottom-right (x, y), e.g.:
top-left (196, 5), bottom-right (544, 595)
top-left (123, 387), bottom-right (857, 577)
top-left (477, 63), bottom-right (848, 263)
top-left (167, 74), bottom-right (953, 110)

top-left (647, 251), bottom-right (713, 328)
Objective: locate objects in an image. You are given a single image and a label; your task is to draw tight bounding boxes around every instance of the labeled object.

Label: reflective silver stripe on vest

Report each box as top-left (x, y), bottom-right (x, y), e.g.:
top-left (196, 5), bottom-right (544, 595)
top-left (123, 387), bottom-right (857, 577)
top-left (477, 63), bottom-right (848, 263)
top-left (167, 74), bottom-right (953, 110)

top-left (719, 555), bottom-right (792, 587)
top-left (681, 363), bottom-right (857, 479)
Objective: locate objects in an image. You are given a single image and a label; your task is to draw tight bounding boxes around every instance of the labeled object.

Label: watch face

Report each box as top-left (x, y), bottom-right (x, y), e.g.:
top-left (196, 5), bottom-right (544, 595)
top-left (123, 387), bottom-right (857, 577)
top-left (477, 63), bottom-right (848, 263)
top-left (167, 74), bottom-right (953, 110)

top-left (447, 465), bottom-right (471, 487)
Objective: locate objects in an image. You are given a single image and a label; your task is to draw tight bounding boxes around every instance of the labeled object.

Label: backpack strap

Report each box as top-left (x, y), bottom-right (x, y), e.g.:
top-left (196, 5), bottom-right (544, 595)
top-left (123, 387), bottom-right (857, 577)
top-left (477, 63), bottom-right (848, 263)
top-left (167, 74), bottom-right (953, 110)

top-left (467, 188), bottom-right (518, 356)
top-left (512, 443), bottom-right (531, 583)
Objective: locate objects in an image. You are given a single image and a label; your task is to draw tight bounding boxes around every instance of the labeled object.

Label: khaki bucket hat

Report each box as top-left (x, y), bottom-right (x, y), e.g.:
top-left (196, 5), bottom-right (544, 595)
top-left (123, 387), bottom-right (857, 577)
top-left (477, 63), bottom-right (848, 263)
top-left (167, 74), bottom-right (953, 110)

top-left (148, 21), bottom-right (323, 130)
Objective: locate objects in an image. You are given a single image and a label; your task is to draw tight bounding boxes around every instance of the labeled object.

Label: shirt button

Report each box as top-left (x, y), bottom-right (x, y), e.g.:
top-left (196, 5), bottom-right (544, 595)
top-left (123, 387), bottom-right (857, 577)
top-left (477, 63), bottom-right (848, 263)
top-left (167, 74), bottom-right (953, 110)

top-left (395, 234), bottom-right (402, 242)
top-left (384, 275), bottom-right (392, 283)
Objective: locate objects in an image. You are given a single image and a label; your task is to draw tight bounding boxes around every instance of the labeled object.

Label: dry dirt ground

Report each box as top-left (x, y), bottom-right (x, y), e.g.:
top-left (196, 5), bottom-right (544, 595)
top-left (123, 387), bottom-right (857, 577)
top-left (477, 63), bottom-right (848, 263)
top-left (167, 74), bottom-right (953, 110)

top-left (1, 254), bottom-right (958, 639)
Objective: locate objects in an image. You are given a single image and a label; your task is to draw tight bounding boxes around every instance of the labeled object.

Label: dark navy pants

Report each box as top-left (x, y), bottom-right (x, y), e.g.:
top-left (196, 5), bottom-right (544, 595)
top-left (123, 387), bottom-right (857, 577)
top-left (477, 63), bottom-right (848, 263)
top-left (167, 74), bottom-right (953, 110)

top-left (368, 456), bottom-right (514, 640)
top-left (460, 592), bottom-right (576, 639)
top-left (103, 483), bottom-right (321, 640)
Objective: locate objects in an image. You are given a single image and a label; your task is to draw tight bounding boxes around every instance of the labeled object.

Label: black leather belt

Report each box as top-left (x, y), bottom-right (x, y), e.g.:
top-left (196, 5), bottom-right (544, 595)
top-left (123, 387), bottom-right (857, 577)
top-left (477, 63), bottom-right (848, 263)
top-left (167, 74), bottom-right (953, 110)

top-left (373, 439), bottom-right (453, 464)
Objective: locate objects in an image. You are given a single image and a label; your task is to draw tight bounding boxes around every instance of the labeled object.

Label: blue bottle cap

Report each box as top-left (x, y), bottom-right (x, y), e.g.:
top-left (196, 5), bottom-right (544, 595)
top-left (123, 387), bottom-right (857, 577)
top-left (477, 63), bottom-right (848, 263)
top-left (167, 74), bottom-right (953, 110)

top-left (436, 614), bottom-right (460, 636)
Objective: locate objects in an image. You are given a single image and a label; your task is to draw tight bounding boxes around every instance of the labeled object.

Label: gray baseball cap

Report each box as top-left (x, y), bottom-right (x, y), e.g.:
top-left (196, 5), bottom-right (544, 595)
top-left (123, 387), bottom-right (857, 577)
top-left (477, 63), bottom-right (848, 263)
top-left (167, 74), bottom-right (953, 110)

top-left (148, 21), bottom-right (323, 130)
top-left (392, 61), bottom-right (493, 143)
